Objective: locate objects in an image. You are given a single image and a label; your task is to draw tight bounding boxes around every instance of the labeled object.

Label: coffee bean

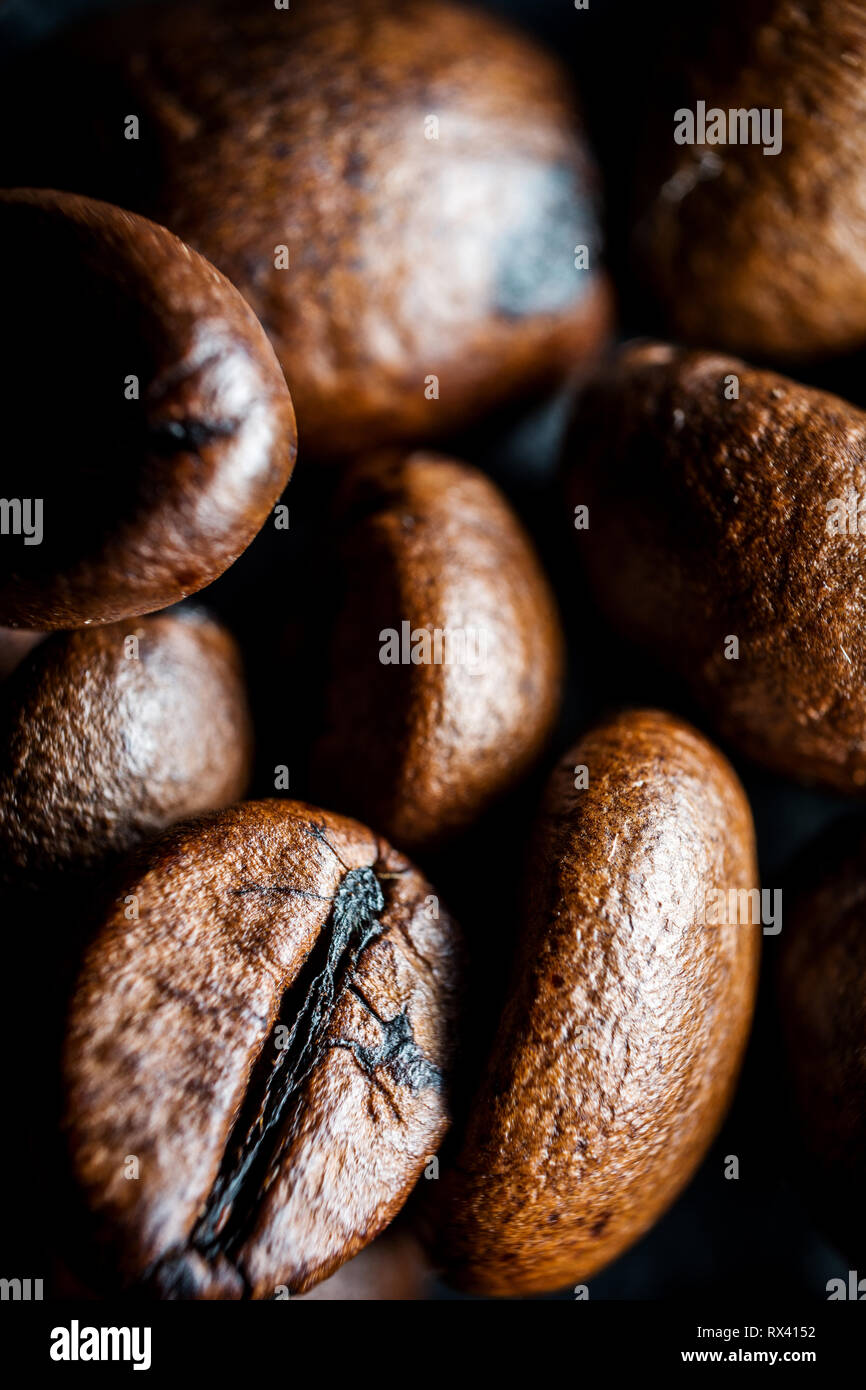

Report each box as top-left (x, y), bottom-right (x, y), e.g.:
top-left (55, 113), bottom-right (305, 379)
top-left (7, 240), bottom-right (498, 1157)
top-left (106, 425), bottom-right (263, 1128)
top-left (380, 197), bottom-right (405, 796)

top-left (311, 451), bottom-right (564, 852)
top-left (633, 2), bottom-right (866, 361)
top-left (62, 800), bottom-right (461, 1298)
top-left (2, 0), bottom-right (611, 459)
top-left (565, 341), bottom-right (866, 793)
top-left (0, 607), bottom-right (252, 884)
top-left (0, 189), bottom-right (295, 629)
top-left (434, 710), bottom-right (759, 1296)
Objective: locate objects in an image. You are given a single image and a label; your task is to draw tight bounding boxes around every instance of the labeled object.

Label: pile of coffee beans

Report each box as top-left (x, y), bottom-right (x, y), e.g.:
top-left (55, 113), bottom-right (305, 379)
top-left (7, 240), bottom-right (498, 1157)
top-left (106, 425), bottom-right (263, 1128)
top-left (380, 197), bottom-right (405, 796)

top-left (2, 0), bottom-right (864, 1302)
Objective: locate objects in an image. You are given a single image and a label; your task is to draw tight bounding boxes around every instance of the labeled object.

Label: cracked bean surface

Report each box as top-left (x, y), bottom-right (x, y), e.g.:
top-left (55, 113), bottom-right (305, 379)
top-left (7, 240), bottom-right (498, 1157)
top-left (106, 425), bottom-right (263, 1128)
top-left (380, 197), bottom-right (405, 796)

top-left (63, 800), bottom-right (461, 1298)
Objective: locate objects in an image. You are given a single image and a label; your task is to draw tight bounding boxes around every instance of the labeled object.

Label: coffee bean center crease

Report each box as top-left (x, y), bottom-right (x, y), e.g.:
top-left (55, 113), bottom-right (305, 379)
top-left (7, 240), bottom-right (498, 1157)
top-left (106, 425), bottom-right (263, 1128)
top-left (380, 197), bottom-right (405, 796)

top-left (168, 866), bottom-right (388, 1271)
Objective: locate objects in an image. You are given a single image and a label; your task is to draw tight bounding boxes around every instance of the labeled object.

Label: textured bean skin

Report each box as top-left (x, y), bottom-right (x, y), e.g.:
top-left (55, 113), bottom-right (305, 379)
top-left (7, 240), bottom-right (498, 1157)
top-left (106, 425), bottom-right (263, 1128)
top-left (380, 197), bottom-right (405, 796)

top-left (566, 342), bottom-right (866, 793)
top-left (436, 710), bottom-right (759, 1297)
top-left (779, 821), bottom-right (866, 1261)
top-left (63, 801), bottom-right (461, 1298)
top-left (2, 0), bottom-right (611, 459)
top-left (0, 609), bottom-right (252, 883)
top-left (634, 1), bottom-right (866, 361)
top-left (0, 189), bottom-right (295, 629)
top-left (311, 452), bottom-right (564, 852)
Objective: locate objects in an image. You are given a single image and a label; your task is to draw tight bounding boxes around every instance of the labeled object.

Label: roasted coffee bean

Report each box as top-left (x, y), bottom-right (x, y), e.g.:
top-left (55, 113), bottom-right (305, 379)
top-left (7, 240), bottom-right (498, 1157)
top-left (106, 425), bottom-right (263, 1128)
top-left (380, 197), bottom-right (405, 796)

top-left (311, 452), bottom-right (564, 852)
top-left (633, 1), bottom-right (866, 362)
top-left (3, 0), bottom-right (611, 460)
top-left (779, 819), bottom-right (866, 1262)
top-left (566, 341), bottom-right (866, 793)
top-left (0, 608), bottom-right (252, 884)
top-left (0, 189), bottom-right (295, 629)
top-left (63, 801), bottom-right (460, 1298)
top-left (435, 710), bottom-right (759, 1296)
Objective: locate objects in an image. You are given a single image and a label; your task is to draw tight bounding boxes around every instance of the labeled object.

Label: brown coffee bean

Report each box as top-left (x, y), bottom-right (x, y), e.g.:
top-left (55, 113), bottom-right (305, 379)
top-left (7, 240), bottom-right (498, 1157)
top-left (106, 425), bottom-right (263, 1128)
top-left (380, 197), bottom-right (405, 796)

top-left (0, 608), bottom-right (252, 884)
top-left (633, 1), bottom-right (866, 361)
top-left (63, 800), bottom-right (460, 1298)
top-left (4, 0), bottom-right (611, 460)
top-left (311, 452), bottom-right (564, 852)
top-left (435, 709), bottom-right (759, 1297)
top-left (565, 341), bottom-right (866, 793)
top-left (0, 189), bottom-right (295, 629)
top-left (779, 819), bottom-right (866, 1262)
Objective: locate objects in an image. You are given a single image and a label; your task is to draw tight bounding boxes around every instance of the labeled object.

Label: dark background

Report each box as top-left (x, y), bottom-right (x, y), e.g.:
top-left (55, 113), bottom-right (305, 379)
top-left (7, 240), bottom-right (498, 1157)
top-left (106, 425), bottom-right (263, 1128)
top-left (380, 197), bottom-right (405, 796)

top-left (0, 0), bottom-right (854, 1301)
